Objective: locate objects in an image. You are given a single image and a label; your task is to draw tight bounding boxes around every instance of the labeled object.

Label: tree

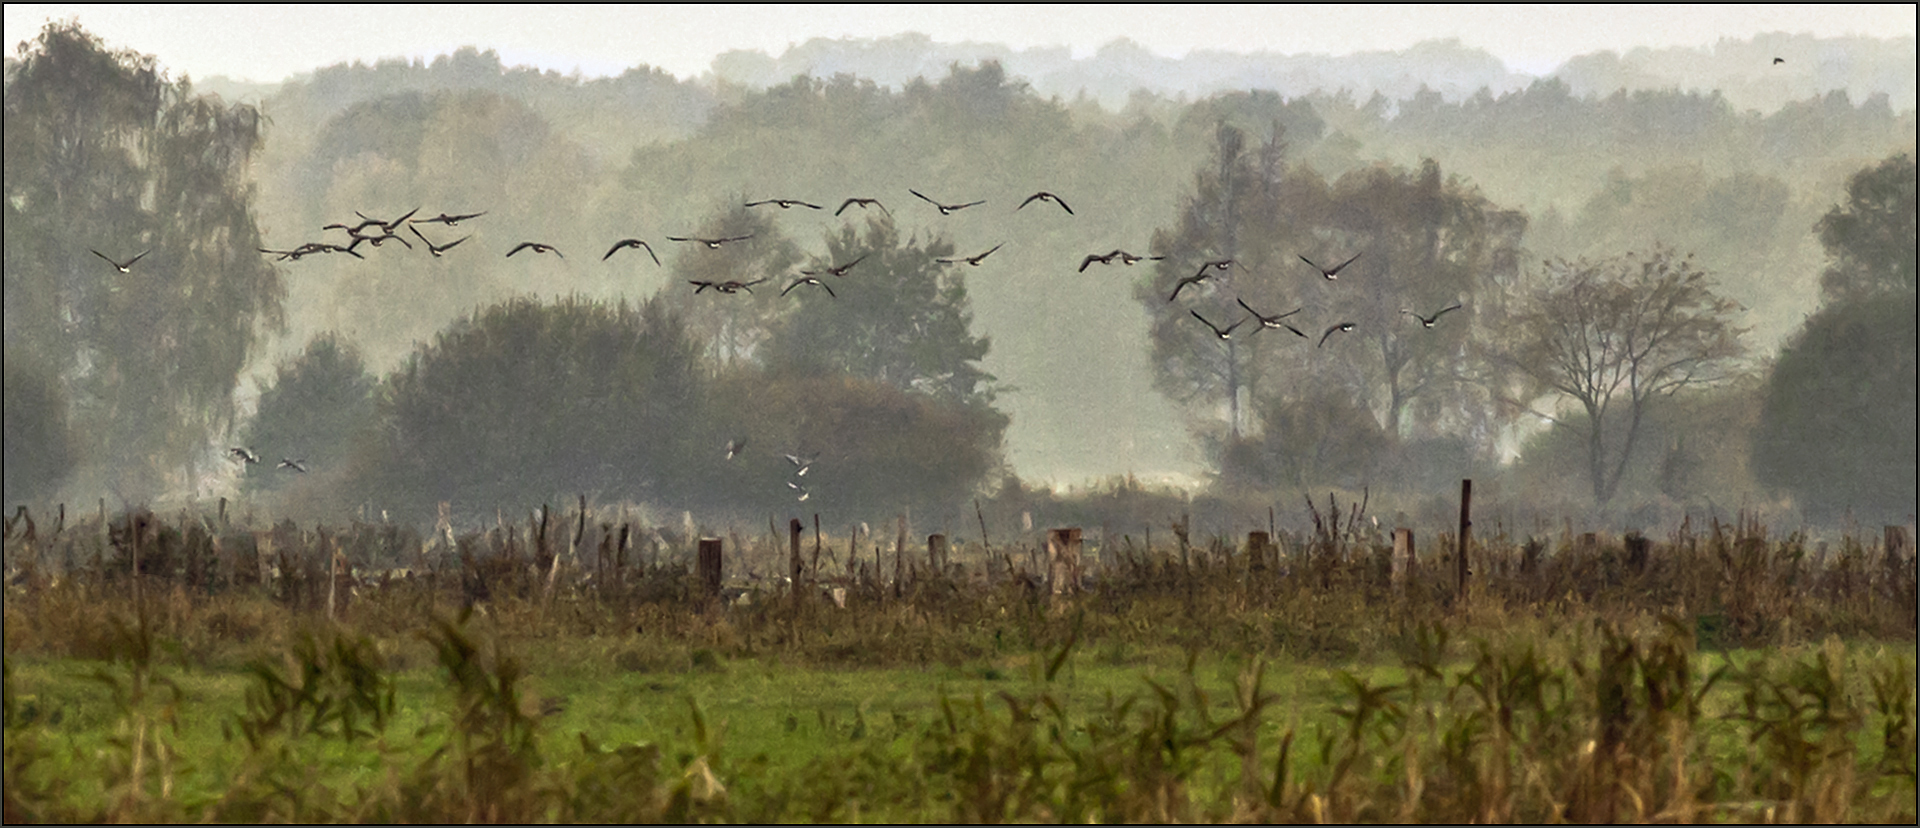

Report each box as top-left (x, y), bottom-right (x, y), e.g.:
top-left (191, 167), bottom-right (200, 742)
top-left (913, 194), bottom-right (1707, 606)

top-left (238, 333), bottom-right (377, 494)
top-left (1496, 249), bottom-right (1748, 505)
top-left (763, 215), bottom-right (995, 404)
top-left (3, 22), bottom-right (283, 496)
top-left (1814, 153), bottom-right (1916, 301)
top-left (660, 202), bottom-right (803, 369)
top-left (3, 357), bottom-right (78, 503)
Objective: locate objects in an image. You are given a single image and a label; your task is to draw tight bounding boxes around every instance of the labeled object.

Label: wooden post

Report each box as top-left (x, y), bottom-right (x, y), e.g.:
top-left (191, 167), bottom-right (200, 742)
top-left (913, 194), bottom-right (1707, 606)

top-left (789, 518), bottom-right (804, 594)
top-left (1248, 531), bottom-right (1270, 575)
top-left (1047, 527), bottom-right (1083, 597)
top-left (697, 537), bottom-right (723, 598)
top-left (928, 533), bottom-right (948, 573)
top-left (1457, 479), bottom-right (1472, 597)
top-left (1392, 528), bottom-right (1414, 587)
top-left (893, 514), bottom-right (906, 595)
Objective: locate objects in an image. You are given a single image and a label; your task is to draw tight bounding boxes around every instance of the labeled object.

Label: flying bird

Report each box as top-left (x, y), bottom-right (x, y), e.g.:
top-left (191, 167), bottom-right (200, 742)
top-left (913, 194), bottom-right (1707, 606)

top-left (1017, 191), bottom-right (1074, 215)
top-left (1112, 250), bottom-right (1164, 266)
top-left (784, 453), bottom-right (816, 476)
top-left (1317, 322), bottom-right (1356, 348)
top-left (802, 254), bottom-right (866, 278)
top-left (1773, 57), bottom-right (1785, 65)
top-left (229, 447), bottom-right (260, 465)
top-left (409, 226), bottom-right (470, 257)
top-left (1300, 253), bottom-right (1361, 280)
top-left (91, 249), bottom-right (150, 273)
top-left (787, 480), bottom-right (811, 502)
top-left (668, 234), bottom-right (754, 249)
top-left (344, 229), bottom-right (411, 252)
top-left (410, 211), bottom-right (487, 226)
top-left (1402, 303), bottom-right (1464, 328)
top-left (909, 189), bottom-right (985, 215)
top-left (746, 198), bottom-right (823, 210)
top-left (277, 458), bottom-right (308, 473)
top-left (355, 207), bottom-right (420, 233)
top-left (506, 241), bottom-right (564, 258)
top-left (1190, 310), bottom-right (1245, 340)
top-left (1078, 251), bottom-right (1117, 272)
top-left (690, 278), bottom-right (766, 294)
top-left (1168, 261), bottom-right (1231, 301)
top-left (782, 276), bottom-right (836, 297)
top-left (602, 238), bottom-right (661, 265)
top-left (835, 197), bottom-right (890, 216)
top-left (1237, 298), bottom-right (1307, 338)
top-left (725, 439), bottom-right (746, 461)
top-left (937, 243), bottom-right (1003, 266)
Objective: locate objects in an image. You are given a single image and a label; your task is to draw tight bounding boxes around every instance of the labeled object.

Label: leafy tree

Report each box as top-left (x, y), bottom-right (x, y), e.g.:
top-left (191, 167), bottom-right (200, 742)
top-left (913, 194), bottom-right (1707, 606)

top-left (3, 22), bottom-right (284, 496)
top-left (1495, 249), bottom-right (1748, 505)
top-left (660, 203), bottom-right (804, 369)
top-left (764, 215), bottom-right (995, 404)
top-left (238, 333), bottom-right (377, 493)
top-left (2, 357), bottom-right (78, 504)
top-left (1813, 153), bottom-right (1916, 301)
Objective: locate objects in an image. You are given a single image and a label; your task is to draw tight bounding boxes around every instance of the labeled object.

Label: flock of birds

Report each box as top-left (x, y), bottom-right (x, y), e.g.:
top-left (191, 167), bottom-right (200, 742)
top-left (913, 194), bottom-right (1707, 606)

top-left (95, 184), bottom-right (1476, 502)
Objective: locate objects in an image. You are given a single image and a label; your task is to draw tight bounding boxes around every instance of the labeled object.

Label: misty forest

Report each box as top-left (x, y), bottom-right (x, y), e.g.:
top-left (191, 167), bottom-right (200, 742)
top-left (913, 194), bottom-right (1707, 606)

top-left (4, 22), bottom-right (1919, 825)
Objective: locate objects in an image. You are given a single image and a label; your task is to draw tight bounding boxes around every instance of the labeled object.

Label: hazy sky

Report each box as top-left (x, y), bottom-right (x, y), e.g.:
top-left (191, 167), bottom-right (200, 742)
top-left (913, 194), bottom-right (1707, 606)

top-left (6, 4), bottom-right (1914, 83)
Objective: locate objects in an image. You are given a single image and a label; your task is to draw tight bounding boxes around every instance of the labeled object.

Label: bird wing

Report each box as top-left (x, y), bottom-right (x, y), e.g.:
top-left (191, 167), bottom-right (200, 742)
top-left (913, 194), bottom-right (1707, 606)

top-left (1330, 253), bottom-right (1362, 274)
top-left (909, 189), bottom-right (939, 207)
top-left (507, 242), bottom-right (534, 257)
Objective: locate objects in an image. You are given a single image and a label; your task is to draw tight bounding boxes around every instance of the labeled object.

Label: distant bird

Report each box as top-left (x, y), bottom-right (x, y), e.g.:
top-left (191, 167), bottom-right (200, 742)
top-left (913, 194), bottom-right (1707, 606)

top-left (1017, 191), bottom-right (1074, 215)
top-left (690, 278), bottom-right (766, 294)
top-left (1169, 261), bottom-right (1230, 301)
top-left (323, 218), bottom-right (387, 235)
top-left (746, 198), bottom-right (823, 210)
top-left (835, 197), bottom-right (890, 217)
top-left (355, 207), bottom-right (420, 233)
top-left (229, 447), bottom-right (260, 465)
top-left (1402, 303), bottom-right (1463, 328)
top-left (787, 480), bottom-right (811, 502)
top-left (265, 242), bottom-right (361, 261)
top-left (1317, 322), bottom-right (1356, 348)
top-left (937, 243), bottom-right (1003, 266)
top-left (802, 254), bottom-right (866, 278)
top-left (506, 241), bottom-right (564, 258)
top-left (1190, 310), bottom-right (1245, 340)
top-left (909, 189), bottom-right (985, 215)
top-left (1300, 253), bottom-right (1361, 280)
top-left (668, 234), bottom-right (754, 249)
top-left (410, 211), bottom-right (487, 226)
top-left (784, 453), bottom-right (816, 476)
top-left (409, 226), bottom-right (470, 257)
top-left (1773, 57), bottom-right (1785, 65)
top-left (1237, 298), bottom-right (1307, 338)
top-left (725, 439), bottom-right (746, 461)
top-left (91, 249), bottom-right (150, 273)
top-left (277, 458), bottom-right (308, 473)
top-left (1078, 251), bottom-right (1117, 272)
top-left (345, 228), bottom-right (411, 252)
top-left (782, 276), bottom-right (836, 297)
top-left (1112, 250), bottom-right (1164, 266)
top-left (602, 238), bottom-right (661, 265)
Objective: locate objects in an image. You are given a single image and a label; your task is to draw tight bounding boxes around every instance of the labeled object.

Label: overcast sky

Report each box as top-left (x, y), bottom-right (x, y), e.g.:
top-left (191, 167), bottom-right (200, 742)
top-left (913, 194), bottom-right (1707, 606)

top-left (6, 4), bottom-right (1915, 84)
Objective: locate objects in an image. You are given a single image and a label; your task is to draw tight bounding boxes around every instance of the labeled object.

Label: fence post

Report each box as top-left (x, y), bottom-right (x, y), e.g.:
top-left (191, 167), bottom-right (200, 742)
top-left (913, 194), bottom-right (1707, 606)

top-left (928, 533), bottom-right (948, 573)
top-left (697, 537), bottom-right (723, 599)
top-left (1047, 527), bottom-right (1083, 598)
top-left (1248, 530), bottom-right (1270, 575)
top-left (1457, 479), bottom-right (1472, 598)
top-left (1393, 528), bottom-right (1414, 588)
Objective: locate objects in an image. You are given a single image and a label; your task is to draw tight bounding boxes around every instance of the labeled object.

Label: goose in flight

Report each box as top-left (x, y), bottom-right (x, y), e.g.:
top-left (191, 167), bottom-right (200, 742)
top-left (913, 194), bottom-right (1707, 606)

top-left (1317, 322), bottom-right (1356, 348)
top-left (409, 226), bottom-right (470, 257)
top-left (1402, 303), bottom-right (1463, 328)
top-left (229, 447), bottom-right (260, 465)
top-left (835, 197), bottom-right (890, 216)
top-left (1190, 310), bottom-right (1245, 340)
top-left (1017, 191), bottom-right (1074, 215)
top-left (782, 276), bottom-right (836, 297)
top-left (668, 234), bottom-right (754, 249)
top-left (1112, 250), bottom-right (1164, 266)
top-left (91, 249), bottom-right (150, 273)
top-left (937, 243), bottom-right (1003, 266)
top-left (410, 211), bottom-right (487, 226)
top-left (746, 198), bottom-right (823, 210)
top-left (784, 453), bottom-right (817, 476)
top-left (787, 480), bottom-right (811, 502)
top-left (802, 254), bottom-right (866, 278)
top-left (1078, 251), bottom-right (1117, 272)
top-left (909, 189), bottom-right (985, 215)
top-left (1168, 261), bottom-right (1231, 301)
top-left (602, 238), bottom-right (661, 265)
top-left (1237, 298), bottom-right (1307, 338)
top-left (690, 278), bottom-right (767, 294)
top-left (1300, 253), bottom-right (1361, 280)
top-left (506, 241), bottom-right (564, 258)
top-left (725, 438), bottom-right (746, 461)
top-left (278, 458), bottom-right (308, 473)
top-left (355, 207), bottom-right (420, 233)
top-left (345, 228), bottom-right (411, 252)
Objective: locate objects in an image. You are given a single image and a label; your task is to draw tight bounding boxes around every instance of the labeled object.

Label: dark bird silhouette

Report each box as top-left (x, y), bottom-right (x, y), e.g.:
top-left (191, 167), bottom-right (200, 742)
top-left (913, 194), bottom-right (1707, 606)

top-left (835, 197), bottom-right (890, 216)
top-left (344, 228), bottom-right (411, 252)
top-left (409, 226), bottom-right (470, 257)
top-left (746, 198), bottom-right (823, 210)
top-left (1317, 322), bottom-right (1356, 348)
top-left (1169, 261), bottom-right (1231, 301)
top-left (602, 238), bottom-right (661, 264)
top-left (1402, 303), bottom-right (1464, 328)
top-left (323, 218), bottom-right (387, 235)
top-left (506, 241), bottom-right (564, 258)
top-left (782, 276), bottom-right (836, 297)
top-left (1237, 298), bottom-right (1307, 338)
top-left (355, 207), bottom-right (420, 232)
top-left (1078, 251), bottom-right (1117, 272)
top-left (668, 234), bottom-right (754, 249)
top-left (91, 249), bottom-right (150, 273)
top-left (265, 242), bottom-right (362, 261)
top-left (690, 278), bottom-right (767, 294)
top-left (1773, 57), bottom-right (1785, 65)
top-left (1017, 191), bottom-right (1074, 214)
top-left (909, 189), bottom-right (985, 215)
top-left (1300, 253), bottom-right (1361, 280)
top-left (937, 243), bottom-right (1003, 266)
top-left (410, 211), bottom-right (487, 226)
top-left (1190, 310), bottom-right (1245, 340)
top-left (802, 254), bottom-right (866, 278)
top-left (229, 447), bottom-right (260, 465)
top-left (278, 458), bottom-right (308, 473)
top-left (1112, 250), bottom-right (1165, 266)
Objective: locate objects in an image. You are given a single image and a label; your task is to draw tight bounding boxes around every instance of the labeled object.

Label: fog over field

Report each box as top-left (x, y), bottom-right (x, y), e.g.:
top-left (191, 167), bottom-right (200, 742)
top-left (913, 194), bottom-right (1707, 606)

top-left (4, 7), bottom-right (1914, 530)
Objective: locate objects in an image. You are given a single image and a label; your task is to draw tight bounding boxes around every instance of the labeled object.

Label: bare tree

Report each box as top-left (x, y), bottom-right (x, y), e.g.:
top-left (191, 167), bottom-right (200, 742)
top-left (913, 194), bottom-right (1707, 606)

top-left (1497, 248), bottom-right (1748, 504)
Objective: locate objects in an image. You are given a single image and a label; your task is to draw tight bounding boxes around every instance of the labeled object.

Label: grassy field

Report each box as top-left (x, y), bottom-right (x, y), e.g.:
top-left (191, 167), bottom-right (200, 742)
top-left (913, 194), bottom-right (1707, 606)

top-left (4, 507), bottom-right (1916, 822)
